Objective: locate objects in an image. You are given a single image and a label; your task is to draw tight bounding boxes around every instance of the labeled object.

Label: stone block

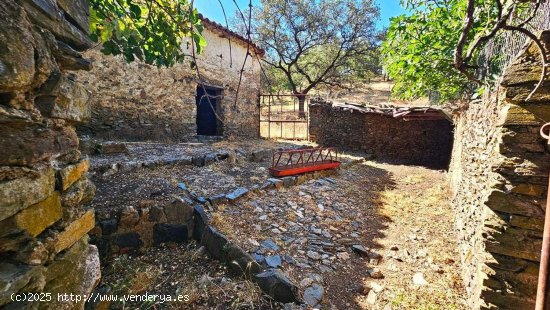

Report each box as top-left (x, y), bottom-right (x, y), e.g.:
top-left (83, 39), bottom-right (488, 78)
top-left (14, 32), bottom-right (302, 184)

top-left (35, 71), bottom-right (90, 123)
top-left (153, 224), bottom-right (188, 244)
top-left (57, 159), bottom-right (90, 191)
top-left (0, 167), bottom-right (55, 221)
top-left (260, 181), bottom-right (275, 190)
top-left (53, 40), bottom-right (92, 71)
top-left (225, 187), bottom-right (249, 202)
top-left (510, 215), bottom-right (544, 231)
top-left (223, 242), bottom-right (262, 278)
top-left (19, 0), bottom-right (94, 51)
top-left (204, 153), bottom-right (218, 166)
top-left (511, 184), bottom-right (546, 197)
top-left (0, 263), bottom-right (45, 305)
top-left (98, 219), bottom-right (118, 236)
top-left (56, 0), bottom-right (90, 34)
top-left (15, 240), bottom-right (49, 265)
top-left (112, 232), bottom-right (142, 249)
top-left (0, 122), bottom-right (78, 166)
top-left (44, 240), bottom-right (101, 309)
top-left (0, 1), bottom-right (39, 92)
top-left (202, 225), bottom-right (229, 261)
top-left (54, 210), bottom-right (95, 253)
top-left (148, 206), bottom-right (166, 222)
top-left (164, 198), bottom-right (194, 224)
top-left (118, 206), bottom-right (139, 230)
top-left (193, 205), bottom-right (209, 241)
top-left (13, 192), bottom-right (62, 237)
top-left (498, 104), bottom-right (542, 126)
top-left (60, 177), bottom-right (95, 209)
top-left (253, 269), bottom-right (300, 303)
top-left (485, 227), bottom-right (542, 262)
top-left (485, 190), bottom-right (545, 218)
top-left (249, 149), bottom-right (271, 162)
top-left (192, 155), bottom-right (205, 167)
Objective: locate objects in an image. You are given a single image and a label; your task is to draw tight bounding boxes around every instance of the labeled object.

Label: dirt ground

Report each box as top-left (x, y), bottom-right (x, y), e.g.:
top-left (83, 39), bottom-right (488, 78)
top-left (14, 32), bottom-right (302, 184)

top-left (213, 158), bottom-right (466, 309)
top-left (88, 141), bottom-right (466, 309)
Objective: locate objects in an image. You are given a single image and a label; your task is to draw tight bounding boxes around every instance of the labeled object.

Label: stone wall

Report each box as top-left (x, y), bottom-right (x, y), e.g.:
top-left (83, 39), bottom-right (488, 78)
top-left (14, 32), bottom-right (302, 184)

top-left (0, 1), bottom-right (99, 309)
top-left (76, 26), bottom-right (262, 142)
top-left (309, 101), bottom-right (454, 169)
top-left (449, 30), bottom-right (550, 309)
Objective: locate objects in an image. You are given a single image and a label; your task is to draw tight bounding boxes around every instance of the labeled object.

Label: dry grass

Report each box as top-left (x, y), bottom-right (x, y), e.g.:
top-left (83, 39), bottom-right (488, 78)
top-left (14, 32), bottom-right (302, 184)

top-left (260, 122), bottom-right (308, 140)
top-left (368, 173), bottom-right (467, 310)
top-left (103, 244), bottom-right (275, 309)
top-left (210, 210), bottom-right (235, 238)
top-left (376, 183), bottom-right (449, 219)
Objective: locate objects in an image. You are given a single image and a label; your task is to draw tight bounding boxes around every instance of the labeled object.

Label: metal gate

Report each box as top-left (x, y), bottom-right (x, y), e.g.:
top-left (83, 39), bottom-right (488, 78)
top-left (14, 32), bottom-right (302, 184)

top-left (259, 94), bottom-right (309, 140)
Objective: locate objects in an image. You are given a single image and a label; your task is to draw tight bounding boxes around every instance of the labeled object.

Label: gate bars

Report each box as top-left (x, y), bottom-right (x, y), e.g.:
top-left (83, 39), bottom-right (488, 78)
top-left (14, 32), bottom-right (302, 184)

top-left (259, 94), bottom-right (309, 140)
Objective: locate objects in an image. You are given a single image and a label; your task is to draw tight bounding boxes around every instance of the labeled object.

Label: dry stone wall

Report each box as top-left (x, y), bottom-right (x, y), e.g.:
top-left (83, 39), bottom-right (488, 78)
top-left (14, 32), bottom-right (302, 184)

top-left (309, 101), bottom-right (454, 169)
top-left (449, 30), bottom-right (550, 309)
top-left (76, 28), bottom-right (262, 142)
top-left (0, 1), bottom-right (99, 309)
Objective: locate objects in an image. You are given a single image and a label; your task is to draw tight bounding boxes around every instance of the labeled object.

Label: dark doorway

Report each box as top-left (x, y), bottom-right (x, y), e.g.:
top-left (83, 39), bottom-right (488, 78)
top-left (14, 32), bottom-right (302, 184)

top-left (196, 85), bottom-right (222, 136)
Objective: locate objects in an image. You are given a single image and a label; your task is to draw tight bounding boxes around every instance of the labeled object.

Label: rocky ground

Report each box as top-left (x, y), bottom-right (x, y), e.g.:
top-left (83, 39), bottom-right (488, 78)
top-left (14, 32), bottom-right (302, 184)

top-left (88, 141), bottom-right (466, 309)
top-left (212, 161), bottom-right (467, 309)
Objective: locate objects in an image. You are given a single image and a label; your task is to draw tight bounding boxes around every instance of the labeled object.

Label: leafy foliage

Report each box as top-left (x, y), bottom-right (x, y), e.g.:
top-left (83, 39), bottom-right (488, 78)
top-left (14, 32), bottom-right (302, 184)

top-left (89, 0), bottom-right (206, 67)
top-left (382, 0), bottom-right (472, 102)
top-left (382, 0), bottom-right (543, 103)
top-left (249, 0), bottom-right (381, 97)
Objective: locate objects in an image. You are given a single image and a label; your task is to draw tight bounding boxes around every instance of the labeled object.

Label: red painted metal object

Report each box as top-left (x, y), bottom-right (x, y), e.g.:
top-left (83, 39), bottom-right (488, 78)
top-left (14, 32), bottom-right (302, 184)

top-left (269, 147), bottom-right (341, 177)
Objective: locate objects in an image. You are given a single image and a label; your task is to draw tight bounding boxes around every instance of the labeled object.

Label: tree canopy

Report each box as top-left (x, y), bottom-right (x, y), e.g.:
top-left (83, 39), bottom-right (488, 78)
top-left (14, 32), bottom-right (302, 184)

top-left (89, 0), bottom-right (206, 67)
top-left (382, 0), bottom-right (547, 103)
top-left (249, 0), bottom-right (381, 111)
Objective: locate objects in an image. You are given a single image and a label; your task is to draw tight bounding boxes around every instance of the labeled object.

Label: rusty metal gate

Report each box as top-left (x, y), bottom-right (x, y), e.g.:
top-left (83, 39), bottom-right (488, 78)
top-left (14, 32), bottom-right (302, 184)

top-left (259, 94), bottom-right (309, 140)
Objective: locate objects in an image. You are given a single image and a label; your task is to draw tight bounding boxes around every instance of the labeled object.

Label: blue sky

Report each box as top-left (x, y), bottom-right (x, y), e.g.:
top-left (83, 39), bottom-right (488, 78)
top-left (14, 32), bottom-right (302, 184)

top-left (195, 0), bottom-right (408, 30)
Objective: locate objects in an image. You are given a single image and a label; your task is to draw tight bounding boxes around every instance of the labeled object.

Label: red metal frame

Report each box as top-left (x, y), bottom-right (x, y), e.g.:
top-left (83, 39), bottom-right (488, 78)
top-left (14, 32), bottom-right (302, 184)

top-left (269, 147), bottom-right (341, 177)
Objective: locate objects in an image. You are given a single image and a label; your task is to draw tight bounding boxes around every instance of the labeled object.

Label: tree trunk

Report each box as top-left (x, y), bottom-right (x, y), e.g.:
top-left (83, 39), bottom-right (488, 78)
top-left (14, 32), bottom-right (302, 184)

top-left (296, 93), bottom-right (307, 119)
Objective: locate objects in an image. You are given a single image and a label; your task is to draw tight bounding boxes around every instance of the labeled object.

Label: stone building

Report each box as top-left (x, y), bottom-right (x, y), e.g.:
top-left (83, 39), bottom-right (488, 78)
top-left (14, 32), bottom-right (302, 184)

top-left (309, 100), bottom-right (454, 169)
top-left (77, 15), bottom-right (264, 142)
top-left (449, 31), bottom-right (550, 308)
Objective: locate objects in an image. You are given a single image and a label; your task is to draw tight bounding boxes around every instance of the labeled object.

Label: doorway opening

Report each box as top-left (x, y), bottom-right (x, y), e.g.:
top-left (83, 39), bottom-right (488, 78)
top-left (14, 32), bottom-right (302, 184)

top-left (196, 85), bottom-right (223, 136)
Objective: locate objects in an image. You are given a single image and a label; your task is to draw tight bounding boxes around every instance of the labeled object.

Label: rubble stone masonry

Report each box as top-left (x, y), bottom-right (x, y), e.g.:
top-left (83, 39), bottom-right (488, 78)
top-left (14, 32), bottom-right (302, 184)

top-left (76, 26), bottom-right (262, 142)
top-left (309, 101), bottom-right (454, 169)
top-left (449, 30), bottom-right (550, 309)
top-left (0, 1), bottom-right (99, 309)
